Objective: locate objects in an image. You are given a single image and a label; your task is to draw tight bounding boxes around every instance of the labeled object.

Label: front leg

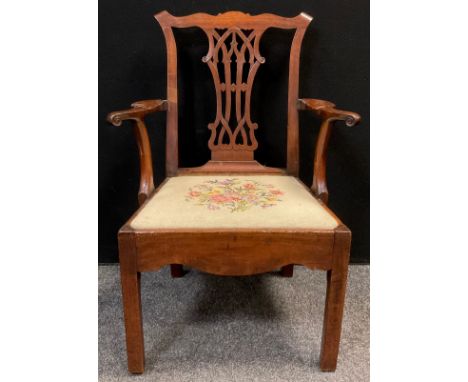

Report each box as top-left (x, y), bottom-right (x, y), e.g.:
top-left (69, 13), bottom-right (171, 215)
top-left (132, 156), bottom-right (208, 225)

top-left (119, 231), bottom-right (145, 374)
top-left (320, 226), bottom-right (351, 371)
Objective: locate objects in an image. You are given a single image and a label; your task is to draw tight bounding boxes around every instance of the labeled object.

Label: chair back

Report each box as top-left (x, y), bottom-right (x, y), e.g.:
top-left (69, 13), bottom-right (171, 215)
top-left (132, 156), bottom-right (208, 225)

top-left (155, 11), bottom-right (312, 176)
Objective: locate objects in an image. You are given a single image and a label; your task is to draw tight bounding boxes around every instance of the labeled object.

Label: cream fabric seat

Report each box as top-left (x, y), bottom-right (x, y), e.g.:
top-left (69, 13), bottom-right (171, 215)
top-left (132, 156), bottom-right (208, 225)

top-left (130, 175), bottom-right (339, 230)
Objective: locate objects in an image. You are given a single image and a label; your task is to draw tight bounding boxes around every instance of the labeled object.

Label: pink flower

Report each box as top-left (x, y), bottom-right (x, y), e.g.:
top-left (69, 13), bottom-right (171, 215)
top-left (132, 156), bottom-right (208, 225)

top-left (270, 189), bottom-right (283, 195)
top-left (188, 190), bottom-right (201, 197)
top-left (243, 183), bottom-right (255, 190)
top-left (211, 194), bottom-right (231, 203)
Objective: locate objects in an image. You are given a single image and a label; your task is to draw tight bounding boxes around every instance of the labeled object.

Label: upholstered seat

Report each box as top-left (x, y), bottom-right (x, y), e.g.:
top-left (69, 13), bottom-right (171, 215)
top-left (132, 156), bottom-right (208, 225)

top-left (130, 175), bottom-right (339, 230)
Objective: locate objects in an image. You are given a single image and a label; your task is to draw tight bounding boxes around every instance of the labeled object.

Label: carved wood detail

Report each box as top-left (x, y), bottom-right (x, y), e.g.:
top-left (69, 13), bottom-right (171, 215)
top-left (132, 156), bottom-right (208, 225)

top-left (202, 27), bottom-right (266, 160)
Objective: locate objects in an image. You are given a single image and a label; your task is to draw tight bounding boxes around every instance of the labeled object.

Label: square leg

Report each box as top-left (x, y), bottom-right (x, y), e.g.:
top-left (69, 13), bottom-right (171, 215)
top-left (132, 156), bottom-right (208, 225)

top-left (119, 232), bottom-right (145, 374)
top-left (320, 227), bottom-right (351, 371)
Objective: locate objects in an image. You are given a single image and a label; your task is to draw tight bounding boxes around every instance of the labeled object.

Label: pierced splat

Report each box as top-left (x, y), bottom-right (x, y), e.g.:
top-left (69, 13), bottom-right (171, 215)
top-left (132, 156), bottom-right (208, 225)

top-left (202, 27), bottom-right (266, 161)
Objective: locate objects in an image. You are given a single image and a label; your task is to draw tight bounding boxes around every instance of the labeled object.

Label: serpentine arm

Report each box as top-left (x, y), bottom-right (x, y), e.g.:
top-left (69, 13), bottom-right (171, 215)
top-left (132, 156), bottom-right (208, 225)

top-left (298, 98), bottom-right (360, 205)
top-left (107, 100), bottom-right (168, 205)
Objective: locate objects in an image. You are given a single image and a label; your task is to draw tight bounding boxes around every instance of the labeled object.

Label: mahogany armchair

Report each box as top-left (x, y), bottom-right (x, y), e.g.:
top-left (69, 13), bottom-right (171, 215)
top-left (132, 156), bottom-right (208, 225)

top-left (106, 11), bottom-right (360, 374)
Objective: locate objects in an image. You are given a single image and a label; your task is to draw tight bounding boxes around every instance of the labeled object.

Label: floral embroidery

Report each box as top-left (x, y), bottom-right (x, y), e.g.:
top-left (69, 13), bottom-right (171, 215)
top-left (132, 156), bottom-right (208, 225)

top-left (185, 178), bottom-right (284, 212)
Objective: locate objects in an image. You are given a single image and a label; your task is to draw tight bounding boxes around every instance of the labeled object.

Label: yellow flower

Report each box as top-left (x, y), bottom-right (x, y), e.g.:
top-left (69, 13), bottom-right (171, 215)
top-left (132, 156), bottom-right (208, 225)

top-left (209, 188), bottom-right (222, 195)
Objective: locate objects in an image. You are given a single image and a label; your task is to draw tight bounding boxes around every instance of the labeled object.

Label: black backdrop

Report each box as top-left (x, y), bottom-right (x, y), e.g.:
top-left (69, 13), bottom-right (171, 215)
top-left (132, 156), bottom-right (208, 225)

top-left (99, 0), bottom-right (369, 263)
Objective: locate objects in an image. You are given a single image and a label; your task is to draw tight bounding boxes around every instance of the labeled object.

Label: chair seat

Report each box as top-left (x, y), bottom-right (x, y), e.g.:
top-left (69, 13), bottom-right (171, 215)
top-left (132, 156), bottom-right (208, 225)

top-left (130, 175), bottom-right (339, 230)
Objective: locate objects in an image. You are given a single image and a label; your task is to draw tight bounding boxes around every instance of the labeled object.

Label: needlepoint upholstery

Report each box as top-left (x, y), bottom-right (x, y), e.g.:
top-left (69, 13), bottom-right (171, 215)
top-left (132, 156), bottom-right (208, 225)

top-left (130, 175), bottom-right (339, 230)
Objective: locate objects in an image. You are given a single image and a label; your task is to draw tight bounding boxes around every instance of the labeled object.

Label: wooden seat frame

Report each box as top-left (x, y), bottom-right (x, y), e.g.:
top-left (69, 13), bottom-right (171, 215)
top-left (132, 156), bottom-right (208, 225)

top-left (107, 10), bottom-right (360, 374)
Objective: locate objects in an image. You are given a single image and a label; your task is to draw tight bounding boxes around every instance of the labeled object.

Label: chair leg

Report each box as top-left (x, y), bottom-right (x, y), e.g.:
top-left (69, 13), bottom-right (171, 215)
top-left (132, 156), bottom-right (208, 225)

top-left (320, 227), bottom-right (351, 372)
top-left (170, 264), bottom-right (184, 278)
top-left (280, 264), bottom-right (294, 277)
top-left (119, 232), bottom-right (145, 374)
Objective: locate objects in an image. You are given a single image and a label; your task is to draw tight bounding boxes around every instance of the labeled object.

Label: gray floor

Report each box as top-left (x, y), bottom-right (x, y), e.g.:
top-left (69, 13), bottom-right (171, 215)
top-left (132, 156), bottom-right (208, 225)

top-left (99, 265), bottom-right (369, 382)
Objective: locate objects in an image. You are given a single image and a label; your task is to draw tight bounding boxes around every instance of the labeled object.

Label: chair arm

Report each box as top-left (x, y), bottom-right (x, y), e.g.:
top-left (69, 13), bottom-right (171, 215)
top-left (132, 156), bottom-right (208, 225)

top-left (106, 99), bottom-right (167, 205)
top-left (107, 99), bottom-right (167, 126)
top-left (298, 98), bottom-right (361, 205)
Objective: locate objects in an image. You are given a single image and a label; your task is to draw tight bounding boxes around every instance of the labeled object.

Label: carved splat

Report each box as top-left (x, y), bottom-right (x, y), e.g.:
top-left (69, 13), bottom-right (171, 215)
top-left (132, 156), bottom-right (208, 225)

top-left (202, 27), bottom-right (265, 161)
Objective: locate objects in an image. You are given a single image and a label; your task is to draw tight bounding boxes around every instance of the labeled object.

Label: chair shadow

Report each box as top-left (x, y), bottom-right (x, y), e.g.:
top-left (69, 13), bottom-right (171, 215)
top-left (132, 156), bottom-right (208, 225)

top-left (188, 272), bottom-right (284, 322)
top-left (144, 270), bottom-right (316, 372)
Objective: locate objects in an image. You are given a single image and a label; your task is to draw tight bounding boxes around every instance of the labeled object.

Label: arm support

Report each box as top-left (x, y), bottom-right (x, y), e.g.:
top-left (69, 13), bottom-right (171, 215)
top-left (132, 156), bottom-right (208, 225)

top-left (298, 98), bottom-right (360, 205)
top-left (107, 100), bottom-right (167, 205)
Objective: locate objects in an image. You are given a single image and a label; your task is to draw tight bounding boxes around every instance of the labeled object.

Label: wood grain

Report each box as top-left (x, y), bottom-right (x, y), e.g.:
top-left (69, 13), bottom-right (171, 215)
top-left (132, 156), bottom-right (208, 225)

top-left (133, 230), bottom-right (335, 275)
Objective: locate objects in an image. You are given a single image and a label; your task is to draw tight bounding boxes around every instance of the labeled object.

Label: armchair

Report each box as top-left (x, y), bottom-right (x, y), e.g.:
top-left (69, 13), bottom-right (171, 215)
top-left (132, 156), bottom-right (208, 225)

top-left (106, 10), bottom-right (361, 374)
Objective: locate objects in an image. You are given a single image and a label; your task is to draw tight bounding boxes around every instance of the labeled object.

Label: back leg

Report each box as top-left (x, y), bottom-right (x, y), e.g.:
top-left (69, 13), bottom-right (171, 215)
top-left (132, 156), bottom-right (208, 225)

top-left (170, 264), bottom-right (184, 278)
top-left (280, 264), bottom-right (294, 277)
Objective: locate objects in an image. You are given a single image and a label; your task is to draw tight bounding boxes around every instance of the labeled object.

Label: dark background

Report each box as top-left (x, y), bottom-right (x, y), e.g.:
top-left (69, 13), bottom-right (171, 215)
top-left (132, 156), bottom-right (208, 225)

top-left (99, 0), bottom-right (369, 263)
